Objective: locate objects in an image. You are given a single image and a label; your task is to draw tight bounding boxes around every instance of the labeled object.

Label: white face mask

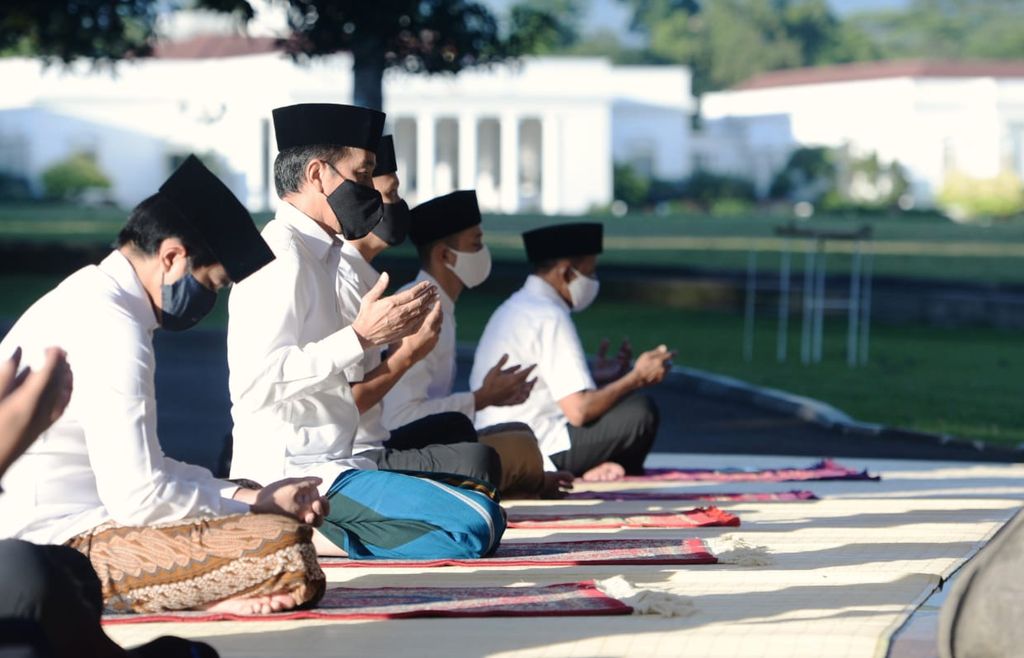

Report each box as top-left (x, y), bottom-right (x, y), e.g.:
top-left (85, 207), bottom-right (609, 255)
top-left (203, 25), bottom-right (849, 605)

top-left (567, 267), bottom-right (600, 312)
top-left (446, 244), bottom-right (492, 289)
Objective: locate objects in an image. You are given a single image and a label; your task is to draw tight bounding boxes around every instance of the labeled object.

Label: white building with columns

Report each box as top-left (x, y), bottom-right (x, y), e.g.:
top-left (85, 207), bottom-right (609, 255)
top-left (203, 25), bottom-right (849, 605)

top-left (0, 36), bottom-right (695, 214)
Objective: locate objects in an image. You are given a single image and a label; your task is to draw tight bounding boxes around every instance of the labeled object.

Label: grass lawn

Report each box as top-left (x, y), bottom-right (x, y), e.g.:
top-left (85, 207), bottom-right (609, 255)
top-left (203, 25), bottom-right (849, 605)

top-left (456, 292), bottom-right (1024, 448)
top-left (3, 204), bottom-right (1024, 284)
top-left (2, 203), bottom-right (1022, 447)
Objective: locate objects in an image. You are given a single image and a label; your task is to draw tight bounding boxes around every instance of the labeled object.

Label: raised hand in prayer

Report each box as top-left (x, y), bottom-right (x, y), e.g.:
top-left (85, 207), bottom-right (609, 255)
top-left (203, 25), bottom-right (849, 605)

top-left (474, 354), bottom-right (537, 410)
top-left (0, 346), bottom-right (73, 479)
top-left (244, 476), bottom-right (331, 527)
top-left (352, 273), bottom-right (438, 349)
top-left (393, 299), bottom-right (443, 365)
top-left (592, 337), bottom-right (632, 385)
top-left (631, 344), bottom-right (676, 387)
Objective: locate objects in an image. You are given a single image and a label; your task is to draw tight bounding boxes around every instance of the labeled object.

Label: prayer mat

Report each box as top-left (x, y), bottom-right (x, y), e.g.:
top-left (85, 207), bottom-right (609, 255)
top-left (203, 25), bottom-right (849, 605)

top-left (507, 506), bottom-right (740, 529)
top-left (566, 489), bottom-right (818, 502)
top-left (102, 581), bottom-right (631, 623)
top-left (319, 538), bottom-right (717, 568)
top-left (625, 459), bottom-right (878, 482)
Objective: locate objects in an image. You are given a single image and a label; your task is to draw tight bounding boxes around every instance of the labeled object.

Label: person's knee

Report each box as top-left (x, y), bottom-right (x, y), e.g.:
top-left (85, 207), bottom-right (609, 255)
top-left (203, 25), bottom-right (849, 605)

top-left (231, 514), bottom-right (326, 606)
top-left (443, 495), bottom-right (507, 559)
top-left (0, 540), bottom-right (52, 620)
top-left (618, 394), bottom-right (660, 442)
top-left (469, 442), bottom-right (502, 487)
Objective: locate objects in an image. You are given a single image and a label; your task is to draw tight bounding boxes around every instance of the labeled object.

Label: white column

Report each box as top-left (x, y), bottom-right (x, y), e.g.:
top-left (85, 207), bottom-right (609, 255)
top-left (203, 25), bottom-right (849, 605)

top-left (541, 113), bottom-right (560, 215)
top-left (416, 114), bottom-right (435, 202)
top-left (458, 113), bottom-right (478, 191)
top-left (499, 113), bottom-right (519, 213)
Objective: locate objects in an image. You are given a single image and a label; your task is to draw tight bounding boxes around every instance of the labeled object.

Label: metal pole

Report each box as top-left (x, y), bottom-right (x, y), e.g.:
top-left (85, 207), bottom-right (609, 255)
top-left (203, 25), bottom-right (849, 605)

top-left (813, 240), bottom-right (827, 363)
top-left (777, 245), bottom-right (791, 363)
top-left (743, 250), bottom-right (758, 362)
top-left (801, 244), bottom-right (815, 364)
top-left (859, 249), bottom-right (874, 365)
top-left (847, 241), bottom-right (862, 368)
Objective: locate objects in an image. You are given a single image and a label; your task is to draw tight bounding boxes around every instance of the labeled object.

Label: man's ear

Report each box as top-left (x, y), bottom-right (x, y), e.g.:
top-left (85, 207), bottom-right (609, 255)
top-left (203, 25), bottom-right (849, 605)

top-left (157, 238), bottom-right (189, 276)
top-left (560, 259), bottom-right (575, 283)
top-left (438, 242), bottom-right (457, 267)
top-left (305, 159), bottom-right (328, 195)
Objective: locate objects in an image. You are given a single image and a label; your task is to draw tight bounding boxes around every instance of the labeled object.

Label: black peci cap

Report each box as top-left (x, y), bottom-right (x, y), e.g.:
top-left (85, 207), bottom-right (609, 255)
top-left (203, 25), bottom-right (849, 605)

top-left (272, 103), bottom-right (386, 152)
top-left (522, 222), bottom-right (603, 263)
top-left (373, 135), bottom-right (397, 176)
top-left (158, 155), bottom-right (274, 282)
top-left (409, 190), bottom-right (482, 246)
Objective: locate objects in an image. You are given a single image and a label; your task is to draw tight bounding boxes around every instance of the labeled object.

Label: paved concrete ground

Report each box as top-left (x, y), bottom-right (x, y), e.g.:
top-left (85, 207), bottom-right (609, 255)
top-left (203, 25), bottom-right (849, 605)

top-left (145, 328), bottom-right (1020, 474)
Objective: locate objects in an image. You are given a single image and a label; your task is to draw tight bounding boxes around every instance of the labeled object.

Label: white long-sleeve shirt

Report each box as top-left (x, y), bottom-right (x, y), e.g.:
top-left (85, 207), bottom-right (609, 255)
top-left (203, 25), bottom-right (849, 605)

top-left (381, 270), bottom-right (475, 430)
top-left (0, 251), bottom-right (249, 545)
top-left (227, 203), bottom-right (376, 495)
top-left (470, 275), bottom-right (596, 471)
top-left (335, 241), bottom-right (390, 453)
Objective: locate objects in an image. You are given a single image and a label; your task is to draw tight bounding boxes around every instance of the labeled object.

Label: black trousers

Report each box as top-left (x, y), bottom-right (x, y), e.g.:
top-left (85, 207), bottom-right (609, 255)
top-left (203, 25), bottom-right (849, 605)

top-left (365, 412), bottom-right (501, 486)
top-left (0, 540), bottom-right (103, 658)
top-left (550, 393), bottom-right (659, 476)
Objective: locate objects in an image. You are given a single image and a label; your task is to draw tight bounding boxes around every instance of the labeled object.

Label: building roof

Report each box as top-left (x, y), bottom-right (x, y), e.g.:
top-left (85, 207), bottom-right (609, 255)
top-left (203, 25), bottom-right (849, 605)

top-left (735, 59), bottom-right (1024, 90)
top-left (153, 34), bottom-right (282, 59)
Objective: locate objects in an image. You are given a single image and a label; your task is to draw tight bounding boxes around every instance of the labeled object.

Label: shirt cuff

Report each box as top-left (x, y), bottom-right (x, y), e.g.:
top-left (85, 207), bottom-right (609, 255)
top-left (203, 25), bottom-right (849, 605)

top-left (322, 325), bottom-right (364, 373)
top-left (219, 482), bottom-right (242, 501)
top-left (541, 452), bottom-right (558, 472)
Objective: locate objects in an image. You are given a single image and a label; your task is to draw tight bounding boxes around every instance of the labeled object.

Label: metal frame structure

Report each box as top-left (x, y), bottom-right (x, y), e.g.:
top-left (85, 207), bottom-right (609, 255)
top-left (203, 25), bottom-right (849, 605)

top-left (744, 224), bottom-right (873, 367)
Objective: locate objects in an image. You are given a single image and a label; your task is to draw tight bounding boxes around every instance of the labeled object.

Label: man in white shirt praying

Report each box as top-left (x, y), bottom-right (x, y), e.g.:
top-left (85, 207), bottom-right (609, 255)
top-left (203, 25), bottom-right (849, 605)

top-left (382, 190), bottom-right (572, 497)
top-left (335, 141), bottom-right (501, 485)
top-left (228, 103), bottom-right (505, 560)
top-left (470, 222), bottom-right (674, 482)
top-left (0, 156), bottom-right (329, 617)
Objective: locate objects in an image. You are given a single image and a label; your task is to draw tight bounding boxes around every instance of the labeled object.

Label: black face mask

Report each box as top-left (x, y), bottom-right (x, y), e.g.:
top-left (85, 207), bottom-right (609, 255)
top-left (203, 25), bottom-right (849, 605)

top-left (326, 179), bottom-right (385, 240)
top-left (160, 273), bottom-right (217, 332)
top-left (372, 200), bottom-right (410, 246)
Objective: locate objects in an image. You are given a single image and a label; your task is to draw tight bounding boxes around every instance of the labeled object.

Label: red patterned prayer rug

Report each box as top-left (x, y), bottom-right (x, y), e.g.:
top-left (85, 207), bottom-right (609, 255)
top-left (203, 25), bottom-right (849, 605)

top-left (319, 537), bottom-right (717, 568)
top-left (102, 581), bottom-right (631, 623)
top-left (507, 506), bottom-right (740, 529)
top-left (566, 489), bottom-right (818, 502)
top-left (626, 458), bottom-right (878, 482)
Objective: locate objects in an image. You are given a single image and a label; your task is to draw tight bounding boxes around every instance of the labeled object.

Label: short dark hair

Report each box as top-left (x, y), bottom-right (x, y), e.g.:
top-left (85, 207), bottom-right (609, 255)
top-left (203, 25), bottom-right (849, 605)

top-left (415, 235), bottom-right (459, 265)
top-left (530, 255), bottom-right (588, 275)
top-left (273, 144), bottom-right (352, 198)
top-left (116, 193), bottom-right (216, 267)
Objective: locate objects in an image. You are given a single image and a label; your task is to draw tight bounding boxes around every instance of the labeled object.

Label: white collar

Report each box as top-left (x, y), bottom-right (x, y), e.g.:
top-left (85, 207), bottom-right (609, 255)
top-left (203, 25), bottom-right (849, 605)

top-left (340, 241), bottom-right (380, 285)
top-left (276, 202), bottom-right (340, 262)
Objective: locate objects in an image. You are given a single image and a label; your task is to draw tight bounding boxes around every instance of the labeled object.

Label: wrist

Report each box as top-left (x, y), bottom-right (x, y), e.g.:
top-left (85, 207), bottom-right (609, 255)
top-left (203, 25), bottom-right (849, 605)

top-left (473, 389), bottom-right (489, 411)
top-left (232, 487), bottom-right (259, 505)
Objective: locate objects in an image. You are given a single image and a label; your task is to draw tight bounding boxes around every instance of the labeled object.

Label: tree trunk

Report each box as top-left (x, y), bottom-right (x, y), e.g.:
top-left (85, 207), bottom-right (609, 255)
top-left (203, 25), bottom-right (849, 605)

top-left (351, 37), bottom-right (386, 111)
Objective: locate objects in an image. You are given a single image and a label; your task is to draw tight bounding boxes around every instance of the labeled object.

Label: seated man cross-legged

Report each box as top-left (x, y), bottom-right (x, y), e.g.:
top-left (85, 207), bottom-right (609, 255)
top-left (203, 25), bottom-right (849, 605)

top-left (334, 138), bottom-right (501, 486)
top-left (471, 222), bottom-right (675, 482)
top-left (227, 103), bottom-right (505, 560)
top-left (0, 156), bottom-right (328, 618)
top-left (381, 189), bottom-right (568, 498)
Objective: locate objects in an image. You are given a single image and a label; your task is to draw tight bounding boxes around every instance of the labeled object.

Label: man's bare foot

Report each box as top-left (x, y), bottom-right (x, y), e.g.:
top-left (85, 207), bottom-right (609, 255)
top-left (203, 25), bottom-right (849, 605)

top-left (581, 461), bottom-right (626, 482)
top-left (202, 590), bottom-right (299, 615)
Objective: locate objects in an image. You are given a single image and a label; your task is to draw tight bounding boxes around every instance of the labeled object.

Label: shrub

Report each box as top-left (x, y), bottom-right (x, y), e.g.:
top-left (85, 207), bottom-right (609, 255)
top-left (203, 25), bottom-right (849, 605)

top-left (613, 162), bottom-right (651, 208)
top-left (682, 170), bottom-right (756, 211)
top-left (41, 152), bottom-right (111, 201)
top-left (937, 170), bottom-right (1024, 222)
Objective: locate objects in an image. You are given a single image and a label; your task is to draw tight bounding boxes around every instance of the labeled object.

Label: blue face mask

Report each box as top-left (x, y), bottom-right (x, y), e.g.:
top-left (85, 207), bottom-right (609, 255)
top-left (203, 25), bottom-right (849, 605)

top-left (160, 272), bottom-right (217, 331)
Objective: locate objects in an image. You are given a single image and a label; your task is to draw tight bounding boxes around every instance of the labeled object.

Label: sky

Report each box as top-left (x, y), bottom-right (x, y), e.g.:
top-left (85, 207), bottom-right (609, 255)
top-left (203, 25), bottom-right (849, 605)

top-left (484, 0), bottom-right (911, 39)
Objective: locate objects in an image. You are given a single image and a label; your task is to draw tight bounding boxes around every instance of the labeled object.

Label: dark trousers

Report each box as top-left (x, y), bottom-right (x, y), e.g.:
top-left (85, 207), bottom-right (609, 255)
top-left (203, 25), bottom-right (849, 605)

top-left (550, 393), bottom-right (659, 476)
top-left (939, 506), bottom-right (1024, 658)
top-left (0, 540), bottom-right (103, 658)
top-left (365, 412), bottom-right (502, 486)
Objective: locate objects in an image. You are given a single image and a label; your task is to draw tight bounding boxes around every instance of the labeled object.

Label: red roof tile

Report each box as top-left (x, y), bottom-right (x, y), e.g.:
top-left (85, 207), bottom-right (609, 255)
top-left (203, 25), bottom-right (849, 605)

top-left (735, 59), bottom-right (1024, 90)
top-left (153, 35), bottom-right (282, 59)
